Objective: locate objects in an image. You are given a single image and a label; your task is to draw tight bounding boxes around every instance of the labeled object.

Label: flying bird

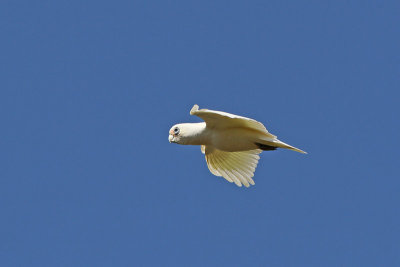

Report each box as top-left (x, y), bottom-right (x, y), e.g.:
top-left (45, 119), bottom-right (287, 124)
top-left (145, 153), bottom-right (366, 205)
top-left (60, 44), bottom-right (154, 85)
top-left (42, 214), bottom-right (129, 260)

top-left (168, 105), bottom-right (306, 187)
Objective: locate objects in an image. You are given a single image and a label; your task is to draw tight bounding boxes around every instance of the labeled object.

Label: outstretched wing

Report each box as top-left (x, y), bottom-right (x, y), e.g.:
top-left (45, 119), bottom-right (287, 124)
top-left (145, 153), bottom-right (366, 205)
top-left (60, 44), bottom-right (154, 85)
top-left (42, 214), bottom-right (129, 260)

top-left (204, 145), bottom-right (262, 187)
top-left (191, 104), bottom-right (307, 153)
top-left (190, 104), bottom-right (276, 138)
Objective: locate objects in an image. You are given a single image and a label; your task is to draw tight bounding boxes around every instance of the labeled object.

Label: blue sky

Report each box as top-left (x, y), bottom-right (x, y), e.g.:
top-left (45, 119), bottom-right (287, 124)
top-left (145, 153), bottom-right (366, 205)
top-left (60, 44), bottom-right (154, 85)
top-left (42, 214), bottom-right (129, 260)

top-left (1, 0), bottom-right (399, 266)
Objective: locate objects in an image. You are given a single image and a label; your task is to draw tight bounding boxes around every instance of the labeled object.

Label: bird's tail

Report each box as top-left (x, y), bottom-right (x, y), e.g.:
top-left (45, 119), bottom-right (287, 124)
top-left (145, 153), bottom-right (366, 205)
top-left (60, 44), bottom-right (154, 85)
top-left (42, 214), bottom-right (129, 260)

top-left (256, 138), bottom-right (307, 154)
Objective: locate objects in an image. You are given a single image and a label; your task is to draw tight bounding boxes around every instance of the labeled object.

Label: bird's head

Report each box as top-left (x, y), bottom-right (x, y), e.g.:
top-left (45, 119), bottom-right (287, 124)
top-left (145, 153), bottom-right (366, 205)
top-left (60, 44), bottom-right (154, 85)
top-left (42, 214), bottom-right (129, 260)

top-left (168, 123), bottom-right (186, 144)
top-left (168, 123), bottom-right (201, 145)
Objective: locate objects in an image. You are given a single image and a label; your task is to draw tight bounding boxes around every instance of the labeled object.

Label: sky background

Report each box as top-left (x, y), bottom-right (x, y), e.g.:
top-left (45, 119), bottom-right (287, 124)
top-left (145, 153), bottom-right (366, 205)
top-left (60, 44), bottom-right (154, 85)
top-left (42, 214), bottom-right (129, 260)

top-left (1, 0), bottom-right (399, 266)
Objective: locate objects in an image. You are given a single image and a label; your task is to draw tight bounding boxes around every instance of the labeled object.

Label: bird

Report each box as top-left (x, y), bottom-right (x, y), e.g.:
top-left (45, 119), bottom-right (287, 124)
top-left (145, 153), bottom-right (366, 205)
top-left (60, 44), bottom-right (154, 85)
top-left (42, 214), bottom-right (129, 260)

top-left (168, 104), bottom-right (306, 187)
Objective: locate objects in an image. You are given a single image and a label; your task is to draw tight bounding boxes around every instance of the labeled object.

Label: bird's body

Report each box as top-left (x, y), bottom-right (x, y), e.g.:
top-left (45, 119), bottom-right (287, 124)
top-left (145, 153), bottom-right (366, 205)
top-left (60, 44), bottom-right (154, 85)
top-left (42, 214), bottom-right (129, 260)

top-left (177, 122), bottom-right (263, 151)
top-left (169, 105), bottom-right (306, 187)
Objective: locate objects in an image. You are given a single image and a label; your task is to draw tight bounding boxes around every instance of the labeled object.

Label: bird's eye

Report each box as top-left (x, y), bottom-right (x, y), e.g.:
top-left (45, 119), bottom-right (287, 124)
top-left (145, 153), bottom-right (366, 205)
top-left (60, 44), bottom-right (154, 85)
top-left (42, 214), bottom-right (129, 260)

top-left (174, 127), bottom-right (180, 135)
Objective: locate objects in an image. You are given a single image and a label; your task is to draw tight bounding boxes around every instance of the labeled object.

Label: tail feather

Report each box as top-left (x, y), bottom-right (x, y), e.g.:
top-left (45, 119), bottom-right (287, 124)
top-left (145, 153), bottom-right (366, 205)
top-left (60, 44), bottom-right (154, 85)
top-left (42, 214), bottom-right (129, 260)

top-left (256, 139), bottom-right (307, 154)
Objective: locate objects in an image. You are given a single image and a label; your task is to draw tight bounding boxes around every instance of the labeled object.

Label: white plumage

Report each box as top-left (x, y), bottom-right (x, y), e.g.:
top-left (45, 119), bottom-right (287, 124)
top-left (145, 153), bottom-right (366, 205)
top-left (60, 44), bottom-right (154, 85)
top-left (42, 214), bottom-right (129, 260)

top-left (168, 105), bottom-right (306, 187)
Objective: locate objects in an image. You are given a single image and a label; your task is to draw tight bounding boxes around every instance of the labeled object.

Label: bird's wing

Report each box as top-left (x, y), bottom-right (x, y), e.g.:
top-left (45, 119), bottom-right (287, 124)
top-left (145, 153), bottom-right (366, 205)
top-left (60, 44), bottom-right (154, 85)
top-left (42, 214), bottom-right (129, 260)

top-left (190, 104), bottom-right (276, 138)
top-left (204, 146), bottom-right (262, 187)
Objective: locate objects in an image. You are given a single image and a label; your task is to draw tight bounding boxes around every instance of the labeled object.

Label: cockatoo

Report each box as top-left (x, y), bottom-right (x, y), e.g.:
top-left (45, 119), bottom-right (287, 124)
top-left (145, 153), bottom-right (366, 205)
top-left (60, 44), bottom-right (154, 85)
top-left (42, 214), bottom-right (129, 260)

top-left (168, 105), bottom-right (306, 187)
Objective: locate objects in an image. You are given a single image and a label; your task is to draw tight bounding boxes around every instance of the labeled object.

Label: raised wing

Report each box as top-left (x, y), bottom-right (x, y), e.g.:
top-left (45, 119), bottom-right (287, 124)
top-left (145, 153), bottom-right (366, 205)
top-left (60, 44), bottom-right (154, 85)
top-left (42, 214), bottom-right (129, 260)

top-left (190, 104), bottom-right (276, 138)
top-left (204, 146), bottom-right (262, 187)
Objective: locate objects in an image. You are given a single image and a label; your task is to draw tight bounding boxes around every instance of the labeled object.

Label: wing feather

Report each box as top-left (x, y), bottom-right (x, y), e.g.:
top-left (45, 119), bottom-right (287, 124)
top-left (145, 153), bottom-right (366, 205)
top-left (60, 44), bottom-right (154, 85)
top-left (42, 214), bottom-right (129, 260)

top-left (205, 152), bottom-right (224, 177)
top-left (203, 146), bottom-right (262, 187)
top-left (231, 153), bottom-right (258, 169)
top-left (212, 154), bottom-right (242, 186)
top-left (218, 154), bottom-right (250, 187)
top-left (229, 154), bottom-right (257, 176)
top-left (191, 104), bottom-right (276, 139)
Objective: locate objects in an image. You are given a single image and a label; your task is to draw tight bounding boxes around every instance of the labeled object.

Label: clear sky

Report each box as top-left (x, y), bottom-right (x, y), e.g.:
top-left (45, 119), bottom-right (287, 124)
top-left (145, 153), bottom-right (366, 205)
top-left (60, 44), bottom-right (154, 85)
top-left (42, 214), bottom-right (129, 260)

top-left (1, 1), bottom-right (399, 266)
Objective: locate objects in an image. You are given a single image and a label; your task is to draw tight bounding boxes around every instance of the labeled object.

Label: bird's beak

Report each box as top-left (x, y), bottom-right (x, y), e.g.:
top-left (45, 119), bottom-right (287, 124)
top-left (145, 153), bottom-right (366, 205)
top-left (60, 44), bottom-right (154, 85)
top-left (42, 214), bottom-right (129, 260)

top-left (168, 134), bottom-right (173, 143)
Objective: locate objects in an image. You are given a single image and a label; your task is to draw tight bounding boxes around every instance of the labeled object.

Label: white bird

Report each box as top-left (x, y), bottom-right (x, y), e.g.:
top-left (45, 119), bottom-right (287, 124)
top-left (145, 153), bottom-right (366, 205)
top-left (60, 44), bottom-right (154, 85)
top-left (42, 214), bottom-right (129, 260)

top-left (169, 105), bottom-right (306, 187)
